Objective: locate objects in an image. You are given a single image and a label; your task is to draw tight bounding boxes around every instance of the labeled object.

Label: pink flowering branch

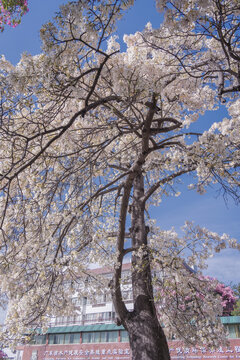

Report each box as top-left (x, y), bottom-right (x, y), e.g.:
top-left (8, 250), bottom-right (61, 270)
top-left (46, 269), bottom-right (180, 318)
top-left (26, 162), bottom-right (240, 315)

top-left (0, 0), bottom-right (28, 31)
top-left (199, 275), bottom-right (236, 316)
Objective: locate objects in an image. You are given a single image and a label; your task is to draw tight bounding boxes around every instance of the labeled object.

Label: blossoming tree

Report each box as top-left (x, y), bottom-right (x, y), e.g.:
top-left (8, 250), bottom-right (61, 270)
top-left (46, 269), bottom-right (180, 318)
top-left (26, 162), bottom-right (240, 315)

top-left (0, 0), bottom-right (28, 31)
top-left (0, 0), bottom-right (239, 359)
top-left (153, 0), bottom-right (240, 100)
top-left (232, 284), bottom-right (240, 316)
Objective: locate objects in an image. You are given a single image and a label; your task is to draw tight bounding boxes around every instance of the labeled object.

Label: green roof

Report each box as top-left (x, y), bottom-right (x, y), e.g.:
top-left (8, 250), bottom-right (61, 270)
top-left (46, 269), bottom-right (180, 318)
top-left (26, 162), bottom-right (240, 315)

top-left (221, 316), bottom-right (240, 324)
top-left (34, 316), bottom-right (240, 335)
top-left (47, 323), bottom-right (125, 334)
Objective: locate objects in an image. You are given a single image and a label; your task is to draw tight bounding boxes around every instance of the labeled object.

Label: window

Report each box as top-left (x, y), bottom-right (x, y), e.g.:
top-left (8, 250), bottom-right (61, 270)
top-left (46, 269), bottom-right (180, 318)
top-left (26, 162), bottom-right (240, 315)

top-left (64, 334), bottom-right (70, 344)
top-left (70, 333), bottom-right (80, 344)
top-left (16, 351), bottom-right (23, 360)
top-left (92, 332), bottom-right (101, 343)
top-left (48, 335), bottom-right (60, 344)
top-left (48, 333), bottom-right (80, 345)
top-left (99, 332), bottom-right (107, 343)
top-left (31, 350), bottom-right (38, 360)
top-left (72, 298), bottom-right (81, 306)
top-left (84, 313), bottom-right (98, 322)
top-left (237, 325), bottom-right (240, 338)
top-left (57, 334), bottom-right (65, 344)
top-left (29, 335), bottom-right (46, 345)
top-left (82, 331), bottom-right (118, 343)
top-left (227, 325), bottom-right (237, 338)
top-left (82, 332), bottom-right (92, 343)
top-left (54, 315), bottom-right (82, 325)
top-left (35, 335), bottom-right (46, 345)
top-left (83, 297), bottom-right (87, 305)
top-left (108, 331), bottom-right (118, 343)
top-left (84, 311), bottom-right (115, 323)
top-left (54, 316), bottom-right (66, 325)
top-left (120, 330), bottom-right (129, 342)
top-left (48, 335), bottom-right (55, 345)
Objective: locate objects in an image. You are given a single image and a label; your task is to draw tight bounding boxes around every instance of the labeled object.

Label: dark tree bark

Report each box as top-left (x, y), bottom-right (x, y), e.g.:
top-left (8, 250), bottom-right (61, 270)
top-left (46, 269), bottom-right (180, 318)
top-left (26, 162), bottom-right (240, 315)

top-left (126, 173), bottom-right (170, 360)
top-left (125, 314), bottom-right (170, 360)
top-left (112, 171), bottom-right (170, 360)
top-left (110, 97), bottom-right (171, 360)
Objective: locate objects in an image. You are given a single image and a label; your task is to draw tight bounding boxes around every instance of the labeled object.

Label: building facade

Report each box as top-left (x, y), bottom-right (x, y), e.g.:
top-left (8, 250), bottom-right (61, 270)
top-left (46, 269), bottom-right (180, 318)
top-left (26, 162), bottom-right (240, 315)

top-left (16, 317), bottom-right (240, 360)
top-left (16, 264), bottom-right (240, 360)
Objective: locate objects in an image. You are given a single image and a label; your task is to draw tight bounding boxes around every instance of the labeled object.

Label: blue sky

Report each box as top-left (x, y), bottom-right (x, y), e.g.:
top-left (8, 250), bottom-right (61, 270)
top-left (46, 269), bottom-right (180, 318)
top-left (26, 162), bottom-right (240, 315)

top-left (0, 0), bottom-right (239, 285)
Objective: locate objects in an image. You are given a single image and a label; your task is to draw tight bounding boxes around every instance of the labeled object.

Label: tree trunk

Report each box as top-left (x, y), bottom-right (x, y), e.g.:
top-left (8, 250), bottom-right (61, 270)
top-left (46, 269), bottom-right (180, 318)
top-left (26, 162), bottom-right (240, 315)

top-left (125, 172), bottom-right (170, 360)
top-left (112, 104), bottom-right (171, 359)
top-left (125, 311), bottom-right (170, 360)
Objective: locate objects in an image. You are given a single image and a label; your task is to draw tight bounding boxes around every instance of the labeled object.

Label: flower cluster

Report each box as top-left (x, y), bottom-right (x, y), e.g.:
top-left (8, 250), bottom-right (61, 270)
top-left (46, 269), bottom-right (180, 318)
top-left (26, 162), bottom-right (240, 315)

top-left (0, 0), bottom-right (28, 31)
top-left (214, 282), bottom-right (237, 316)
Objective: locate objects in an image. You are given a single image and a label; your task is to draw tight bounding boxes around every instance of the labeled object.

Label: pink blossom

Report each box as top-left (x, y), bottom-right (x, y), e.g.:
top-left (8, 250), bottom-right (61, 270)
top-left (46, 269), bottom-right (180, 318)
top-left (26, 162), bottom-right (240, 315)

top-left (0, 0), bottom-right (29, 30)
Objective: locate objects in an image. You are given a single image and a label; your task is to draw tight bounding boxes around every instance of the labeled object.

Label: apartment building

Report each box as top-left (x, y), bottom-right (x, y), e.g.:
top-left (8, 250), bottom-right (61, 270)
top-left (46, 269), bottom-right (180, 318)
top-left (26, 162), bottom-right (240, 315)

top-left (16, 263), bottom-right (240, 360)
